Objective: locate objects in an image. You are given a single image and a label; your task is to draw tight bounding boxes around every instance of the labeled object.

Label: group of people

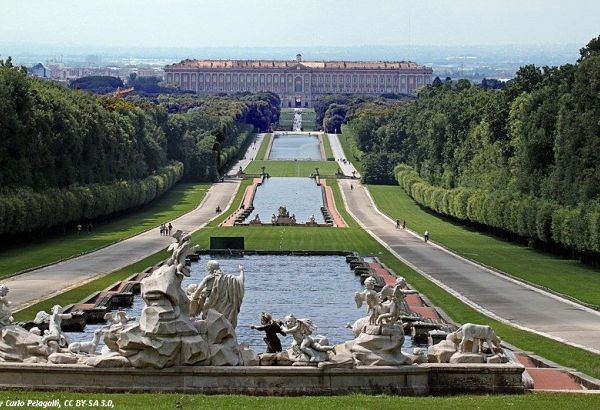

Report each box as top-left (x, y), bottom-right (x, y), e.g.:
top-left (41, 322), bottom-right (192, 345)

top-left (396, 219), bottom-right (430, 242)
top-left (395, 219), bottom-right (407, 230)
top-left (159, 222), bottom-right (173, 236)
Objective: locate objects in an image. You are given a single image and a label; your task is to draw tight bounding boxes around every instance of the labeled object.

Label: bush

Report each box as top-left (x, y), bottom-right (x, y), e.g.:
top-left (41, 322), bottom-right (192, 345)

top-left (395, 164), bottom-right (600, 255)
top-left (0, 162), bottom-right (183, 236)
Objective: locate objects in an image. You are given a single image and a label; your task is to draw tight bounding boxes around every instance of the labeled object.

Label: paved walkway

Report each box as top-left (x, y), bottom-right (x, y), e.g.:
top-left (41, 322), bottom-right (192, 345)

top-left (328, 133), bottom-right (360, 178)
top-left (225, 133), bottom-right (265, 176)
top-left (7, 179), bottom-right (239, 311)
top-left (338, 179), bottom-right (600, 354)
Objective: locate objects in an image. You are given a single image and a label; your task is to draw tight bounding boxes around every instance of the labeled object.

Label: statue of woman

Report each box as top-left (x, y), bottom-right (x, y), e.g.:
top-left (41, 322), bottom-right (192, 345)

top-left (190, 260), bottom-right (244, 328)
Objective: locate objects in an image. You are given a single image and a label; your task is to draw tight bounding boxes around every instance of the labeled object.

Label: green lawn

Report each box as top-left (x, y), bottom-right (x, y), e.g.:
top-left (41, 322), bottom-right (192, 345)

top-left (256, 133), bottom-right (272, 160)
top-left (245, 160), bottom-right (340, 177)
top-left (369, 185), bottom-right (600, 308)
top-left (322, 133), bottom-right (334, 160)
top-left (0, 391), bottom-right (598, 409)
top-left (0, 183), bottom-right (210, 278)
top-left (278, 109), bottom-right (294, 130)
top-left (301, 108), bottom-right (316, 131)
top-left (338, 129), bottom-right (364, 174)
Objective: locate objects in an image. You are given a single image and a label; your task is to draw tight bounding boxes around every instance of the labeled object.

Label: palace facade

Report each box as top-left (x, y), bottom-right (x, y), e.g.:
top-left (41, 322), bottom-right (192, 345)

top-left (164, 54), bottom-right (433, 107)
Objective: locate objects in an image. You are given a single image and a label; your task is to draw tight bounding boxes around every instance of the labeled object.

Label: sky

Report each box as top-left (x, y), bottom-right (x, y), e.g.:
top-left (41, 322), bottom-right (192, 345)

top-left (0, 0), bottom-right (599, 48)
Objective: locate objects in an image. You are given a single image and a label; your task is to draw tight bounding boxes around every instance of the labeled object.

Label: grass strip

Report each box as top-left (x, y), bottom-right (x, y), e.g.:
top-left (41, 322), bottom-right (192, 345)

top-left (255, 133), bottom-right (272, 160)
top-left (0, 391), bottom-right (599, 409)
top-left (322, 133), bottom-right (334, 160)
top-left (245, 160), bottom-right (340, 177)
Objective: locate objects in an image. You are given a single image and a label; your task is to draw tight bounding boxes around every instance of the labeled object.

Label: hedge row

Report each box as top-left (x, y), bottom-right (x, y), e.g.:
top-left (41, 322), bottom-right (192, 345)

top-left (395, 164), bottom-right (600, 254)
top-left (0, 162), bottom-right (183, 235)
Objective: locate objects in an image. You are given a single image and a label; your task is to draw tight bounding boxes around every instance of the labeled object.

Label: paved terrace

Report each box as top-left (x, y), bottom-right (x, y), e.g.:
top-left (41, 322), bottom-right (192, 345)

top-left (338, 179), bottom-right (600, 353)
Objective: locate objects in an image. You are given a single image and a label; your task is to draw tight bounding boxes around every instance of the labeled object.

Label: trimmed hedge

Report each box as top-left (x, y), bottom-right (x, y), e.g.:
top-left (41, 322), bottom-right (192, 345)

top-left (0, 162), bottom-right (183, 235)
top-left (395, 164), bottom-right (600, 254)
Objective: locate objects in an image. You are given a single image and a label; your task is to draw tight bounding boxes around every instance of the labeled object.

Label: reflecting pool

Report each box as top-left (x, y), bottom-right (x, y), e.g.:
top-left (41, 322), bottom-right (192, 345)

top-left (248, 177), bottom-right (324, 224)
top-left (65, 255), bottom-right (424, 354)
top-left (269, 133), bottom-right (321, 160)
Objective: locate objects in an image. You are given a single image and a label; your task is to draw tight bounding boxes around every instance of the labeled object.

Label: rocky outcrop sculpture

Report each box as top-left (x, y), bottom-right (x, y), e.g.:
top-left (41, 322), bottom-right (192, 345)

top-left (342, 277), bottom-right (419, 366)
top-left (88, 234), bottom-right (247, 368)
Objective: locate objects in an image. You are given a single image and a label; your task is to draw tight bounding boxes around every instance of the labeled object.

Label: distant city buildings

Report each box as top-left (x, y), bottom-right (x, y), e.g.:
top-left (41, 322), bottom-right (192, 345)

top-left (27, 63), bottom-right (50, 78)
top-left (26, 62), bottom-right (163, 83)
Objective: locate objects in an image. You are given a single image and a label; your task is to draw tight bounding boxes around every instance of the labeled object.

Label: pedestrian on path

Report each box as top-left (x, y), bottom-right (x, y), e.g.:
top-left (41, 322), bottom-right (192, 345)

top-left (350, 184), bottom-right (353, 191)
top-left (168, 223), bottom-right (173, 236)
top-left (424, 230), bottom-right (429, 243)
top-left (402, 220), bottom-right (406, 229)
top-left (77, 224), bottom-right (82, 235)
top-left (396, 219), bottom-right (400, 229)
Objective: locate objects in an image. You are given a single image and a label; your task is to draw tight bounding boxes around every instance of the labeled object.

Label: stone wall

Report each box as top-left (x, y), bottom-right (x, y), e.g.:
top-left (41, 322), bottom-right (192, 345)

top-left (0, 363), bottom-right (524, 395)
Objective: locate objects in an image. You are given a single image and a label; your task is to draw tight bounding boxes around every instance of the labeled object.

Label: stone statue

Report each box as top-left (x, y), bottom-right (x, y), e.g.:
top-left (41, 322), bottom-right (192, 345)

top-left (451, 323), bottom-right (503, 354)
top-left (278, 206), bottom-right (289, 217)
top-left (375, 284), bottom-right (404, 325)
top-left (428, 323), bottom-right (507, 364)
top-left (68, 329), bottom-right (103, 355)
top-left (190, 260), bottom-right (245, 328)
top-left (250, 312), bottom-right (286, 353)
top-left (0, 285), bottom-right (14, 327)
top-left (34, 305), bottom-right (72, 347)
top-left (280, 314), bottom-right (334, 363)
top-left (354, 276), bottom-right (381, 325)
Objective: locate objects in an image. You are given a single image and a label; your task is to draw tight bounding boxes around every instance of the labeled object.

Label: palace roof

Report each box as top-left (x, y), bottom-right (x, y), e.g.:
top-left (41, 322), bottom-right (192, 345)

top-left (166, 59), bottom-right (428, 71)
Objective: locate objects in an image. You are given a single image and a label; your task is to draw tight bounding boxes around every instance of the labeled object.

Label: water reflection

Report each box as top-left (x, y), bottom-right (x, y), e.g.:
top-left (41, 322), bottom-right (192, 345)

top-left (247, 177), bottom-right (324, 224)
top-left (65, 255), bottom-right (419, 354)
top-left (269, 133), bottom-right (321, 160)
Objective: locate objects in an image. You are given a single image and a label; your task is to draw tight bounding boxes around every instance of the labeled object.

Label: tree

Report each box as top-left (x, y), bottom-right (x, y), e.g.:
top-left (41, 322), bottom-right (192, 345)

top-left (578, 35), bottom-right (600, 62)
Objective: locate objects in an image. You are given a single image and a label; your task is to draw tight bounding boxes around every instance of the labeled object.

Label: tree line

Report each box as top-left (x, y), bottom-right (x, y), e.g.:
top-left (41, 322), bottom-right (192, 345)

top-left (342, 36), bottom-right (600, 263)
top-left (0, 58), bottom-right (280, 238)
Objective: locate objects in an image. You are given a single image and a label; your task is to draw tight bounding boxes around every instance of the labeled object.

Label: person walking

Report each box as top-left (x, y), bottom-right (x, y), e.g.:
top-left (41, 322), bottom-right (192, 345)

top-left (76, 224), bottom-right (82, 235)
top-left (168, 223), bottom-right (173, 236)
top-left (402, 220), bottom-right (406, 229)
top-left (424, 230), bottom-right (429, 243)
top-left (395, 219), bottom-right (400, 229)
top-left (350, 184), bottom-right (354, 191)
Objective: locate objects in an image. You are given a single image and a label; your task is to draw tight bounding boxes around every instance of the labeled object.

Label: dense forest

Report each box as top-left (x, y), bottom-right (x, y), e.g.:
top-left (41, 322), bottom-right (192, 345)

top-left (0, 58), bottom-right (279, 237)
top-left (341, 36), bottom-right (600, 263)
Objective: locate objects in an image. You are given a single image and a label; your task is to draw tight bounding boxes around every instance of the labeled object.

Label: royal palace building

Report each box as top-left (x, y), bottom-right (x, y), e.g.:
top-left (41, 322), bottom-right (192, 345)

top-left (164, 54), bottom-right (433, 107)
